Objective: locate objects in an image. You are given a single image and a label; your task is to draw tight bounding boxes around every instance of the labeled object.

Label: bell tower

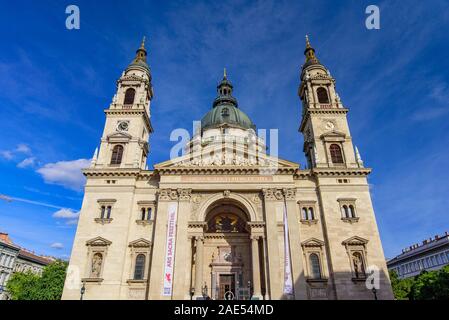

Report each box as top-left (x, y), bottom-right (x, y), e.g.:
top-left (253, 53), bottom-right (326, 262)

top-left (91, 37), bottom-right (154, 170)
top-left (298, 36), bottom-right (364, 169)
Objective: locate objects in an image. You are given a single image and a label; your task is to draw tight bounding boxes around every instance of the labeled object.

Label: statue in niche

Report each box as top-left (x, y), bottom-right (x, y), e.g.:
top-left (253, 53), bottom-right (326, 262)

top-left (91, 253), bottom-right (103, 278)
top-left (352, 252), bottom-right (365, 278)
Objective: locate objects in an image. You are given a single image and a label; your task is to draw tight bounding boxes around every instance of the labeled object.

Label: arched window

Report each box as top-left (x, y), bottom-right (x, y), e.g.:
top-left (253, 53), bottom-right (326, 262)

top-left (329, 144), bottom-right (343, 164)
top-left (106, 206), bottom-right (112, 219)
top-left (308, 207), bottom-right (315, 220)
top-left (309, 253), bottom-right (321, 279)
top-left (302, 208), bottom-right (308, 220)
top-left (352, 252), bottom-right (366, 278)
top-left (342, 205), bottom-right (349, 218)
top-left (124, 88), bottom-right (136, 105)
top-left (317, 87), bottom-right (330, 104)
top-left (110, 145), bottom-right (124, 165)
top-left (349, 205), bottom-right (356, 218)
top-left (134, 254), bottom-right (146, 280)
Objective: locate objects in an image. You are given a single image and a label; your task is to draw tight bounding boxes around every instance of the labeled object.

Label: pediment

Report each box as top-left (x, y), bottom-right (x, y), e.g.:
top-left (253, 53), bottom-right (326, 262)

top-left (342, 236), bottom-right (369, 246)
top-left (154, 148), bottom-right (299, 170)
top-left (86, 236), bottom-right (112, 247)
top-left (301, 238), bottom-right (325, 248)
top-left (128, 238), bottom-right (152, 248)
top-left (320, 130), bottom-right (346, 139)
top-left (107, 132), bottom-right (132, 143)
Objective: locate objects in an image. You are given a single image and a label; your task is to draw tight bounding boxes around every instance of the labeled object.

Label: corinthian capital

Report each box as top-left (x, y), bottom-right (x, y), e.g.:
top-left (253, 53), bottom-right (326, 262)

top-left (262, 188), bottom-right (283, 201)
top-left (282, 188), bottom-right (297, 201)
top-left (178, 188), bottom-right (192, 201)
top-left (157, 188), bottom-right (179, 201)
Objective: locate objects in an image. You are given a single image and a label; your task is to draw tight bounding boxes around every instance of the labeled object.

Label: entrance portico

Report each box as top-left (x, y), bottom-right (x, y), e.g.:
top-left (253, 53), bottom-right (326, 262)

top-left (190, 198), bottom-right (265, 300)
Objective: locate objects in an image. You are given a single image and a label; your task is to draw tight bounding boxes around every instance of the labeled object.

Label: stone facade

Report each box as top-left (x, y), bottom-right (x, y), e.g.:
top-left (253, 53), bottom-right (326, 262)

top-left (0, 233), bottom-right (20, 300)
top-left (62, 37), bottom-right (393, 300)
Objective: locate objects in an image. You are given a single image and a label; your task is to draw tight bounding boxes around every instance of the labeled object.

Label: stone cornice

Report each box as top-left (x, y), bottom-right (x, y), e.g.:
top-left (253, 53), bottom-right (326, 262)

top-left (247, 221), bottom-right (266, 228)
top-left (299, 108), bottom-right (349, 132)
top-left (155, 166), bottom-right (296, 176)
top-left (104, 108), bottom-right (153, 133)
top-left (311, 167), bottom-right (372, 177)
top-left (83, 168), bottom-right (159, 180)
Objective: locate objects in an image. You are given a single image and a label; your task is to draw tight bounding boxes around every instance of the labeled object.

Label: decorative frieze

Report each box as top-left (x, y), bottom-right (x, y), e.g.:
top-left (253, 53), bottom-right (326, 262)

top-left (158, 188), bottom-right (192, 201)
top-left (262, 188), bottom-right (293, 201)
top-left (262, 188), bottom-right (283, 201)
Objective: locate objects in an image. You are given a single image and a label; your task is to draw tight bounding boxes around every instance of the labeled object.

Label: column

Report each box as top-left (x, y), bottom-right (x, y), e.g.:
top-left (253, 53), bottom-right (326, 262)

top-left (251, 236), bottom-right (262, 299)
top-left (194, 236), bottom-right (204, 299)
top-left (172, 188), bottom-right (192, 299)
top-left (262, 188), bottom-right (282, 299)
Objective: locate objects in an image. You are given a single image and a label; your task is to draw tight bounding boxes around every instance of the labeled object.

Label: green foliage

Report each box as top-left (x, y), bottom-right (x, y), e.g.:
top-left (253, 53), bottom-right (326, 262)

top-left (6, 271), bottom-right (40, 300)
top-left (389, 270), bottom-right (413, 300)
top-left (390, 265), bottom-right (449, 300)
top-left (409, 265), bottom-right (449, 300)
top-left (6, 260), bottom-right (68, 300)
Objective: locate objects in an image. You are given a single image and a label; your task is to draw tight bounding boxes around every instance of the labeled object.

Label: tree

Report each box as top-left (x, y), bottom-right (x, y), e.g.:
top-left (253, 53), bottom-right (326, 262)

top-left (389, 270), bottom-right (413, 300)
top-left (409, 265), bottom-right (449, 300)
top-left (6, 271), bottom-right (40, 300)
top-left (6, 260), bottom-right (68, 300)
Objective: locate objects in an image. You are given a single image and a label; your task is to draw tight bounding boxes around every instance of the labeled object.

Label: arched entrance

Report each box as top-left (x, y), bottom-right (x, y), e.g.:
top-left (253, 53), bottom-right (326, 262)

top-left (203, 200), bottom-right (252, 300)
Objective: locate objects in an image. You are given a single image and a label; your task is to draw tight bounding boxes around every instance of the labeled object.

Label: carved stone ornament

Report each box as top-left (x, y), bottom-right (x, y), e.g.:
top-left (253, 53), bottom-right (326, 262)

top-left (274, 190), bottom-right (284, 200)
top-left (251, 194), bottom-right (261, 205)
top-left (158, 188), bottom-right (179, 201)
top-left (223, 190), bottom-right (231, 198)
top-left (262, 188), bottom-right (284, 201)
top-left (282, 188), bottom-right (296, 201)
top-left (178, 188), bottom-right (192, 201)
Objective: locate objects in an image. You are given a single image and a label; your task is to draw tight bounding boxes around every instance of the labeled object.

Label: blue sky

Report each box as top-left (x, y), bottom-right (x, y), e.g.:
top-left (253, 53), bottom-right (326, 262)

top-left (0, 0), bottom-right (448, 260)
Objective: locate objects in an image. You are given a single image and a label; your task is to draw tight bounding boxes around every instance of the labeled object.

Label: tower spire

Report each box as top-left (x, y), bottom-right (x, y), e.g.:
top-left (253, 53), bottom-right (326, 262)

top-left (133, 36), bottom-right (148, 64)
top-left (223, 67), bottom-right (227, 79)
top-left (303, 34), bottom-right (319, 66)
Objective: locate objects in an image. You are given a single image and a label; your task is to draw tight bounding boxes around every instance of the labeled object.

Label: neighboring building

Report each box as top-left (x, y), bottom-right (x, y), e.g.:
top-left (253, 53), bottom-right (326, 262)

top-left (14, 249), bottom-right (54, 276)
top-left (62, 37), bottom-right (393, 300)
top-left (0, 233), bottom-right (20, 300)
top-left (0, 232), bottom-right (53, 300)
top-left (387, 232), bottom-right (449, 279)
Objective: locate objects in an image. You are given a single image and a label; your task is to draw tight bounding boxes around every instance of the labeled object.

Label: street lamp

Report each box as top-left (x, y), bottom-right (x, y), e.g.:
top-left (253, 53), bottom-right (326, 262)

top-left (190, 288), bottom-right (195, 300)
top-left (372, 287), bottom-right (378, 300)
top-left (80, 282), bottom-right (86, 300)
top-left (247, 280), bottom-right (252, 300)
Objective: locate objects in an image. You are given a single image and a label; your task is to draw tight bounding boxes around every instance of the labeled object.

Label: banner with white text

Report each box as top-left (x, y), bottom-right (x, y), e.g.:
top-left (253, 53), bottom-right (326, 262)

top-left (162, 202), bottom-right (179, 296)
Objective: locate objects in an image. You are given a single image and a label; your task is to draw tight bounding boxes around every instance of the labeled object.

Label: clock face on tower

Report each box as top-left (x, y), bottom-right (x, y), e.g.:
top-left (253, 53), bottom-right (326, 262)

top-left (117, 121), bottom-right (129, 132)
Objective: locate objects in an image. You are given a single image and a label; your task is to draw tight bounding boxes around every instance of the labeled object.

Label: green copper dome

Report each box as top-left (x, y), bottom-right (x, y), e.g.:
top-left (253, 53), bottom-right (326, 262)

top-left (201, 70), bottom-right (255, 131)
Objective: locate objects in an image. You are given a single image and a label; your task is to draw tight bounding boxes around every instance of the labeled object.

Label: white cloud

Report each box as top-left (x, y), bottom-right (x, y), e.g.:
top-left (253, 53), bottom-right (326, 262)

top-left (53, 208), bottom-right (80, 226)
top-left (37, 159), bottom-right (90, 191)
top-left (53, 208), bottom-right (80, 219)
top-left (1, 143), bottom-right (32, 161)
top-left (17, 157), bottom-right (36, 168)
top-left (16, 144), bottom-right (31, 154)
top-left (0, 150), bottom-right (13, 160)
top-left (50, 242), bottom-right (64, 249)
